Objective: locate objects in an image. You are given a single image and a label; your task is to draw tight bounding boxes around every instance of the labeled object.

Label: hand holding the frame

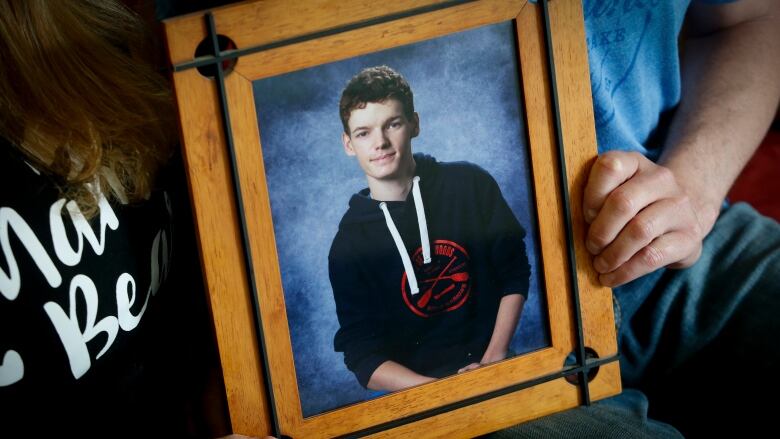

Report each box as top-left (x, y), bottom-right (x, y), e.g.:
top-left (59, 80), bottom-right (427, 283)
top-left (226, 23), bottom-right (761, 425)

top-left (584, 1), bottom-right (780, 288)
top-left (582, 151), bottom-right (705, 287)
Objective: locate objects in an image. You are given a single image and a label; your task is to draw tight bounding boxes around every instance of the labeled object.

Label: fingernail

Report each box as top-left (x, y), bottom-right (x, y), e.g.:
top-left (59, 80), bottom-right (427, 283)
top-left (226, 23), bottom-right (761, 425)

top-left (584, 209), bottom-right (597, 223)
top-left (586, 240), bottom-right (599, 254)
top-left (593, 257), bottom-right (608, 273)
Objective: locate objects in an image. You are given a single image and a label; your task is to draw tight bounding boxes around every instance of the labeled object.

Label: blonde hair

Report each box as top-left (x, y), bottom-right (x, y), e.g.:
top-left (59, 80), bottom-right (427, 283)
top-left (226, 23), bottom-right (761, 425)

top-left (0, 0), bottom-right (175, 215)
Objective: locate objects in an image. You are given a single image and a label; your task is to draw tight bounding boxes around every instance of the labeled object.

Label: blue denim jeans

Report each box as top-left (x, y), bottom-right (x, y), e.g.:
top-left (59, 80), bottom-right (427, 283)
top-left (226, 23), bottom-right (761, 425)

top-left (484, 389), bottom-right (683, 438)
top-left (488, 203), bottom-right (780, 438)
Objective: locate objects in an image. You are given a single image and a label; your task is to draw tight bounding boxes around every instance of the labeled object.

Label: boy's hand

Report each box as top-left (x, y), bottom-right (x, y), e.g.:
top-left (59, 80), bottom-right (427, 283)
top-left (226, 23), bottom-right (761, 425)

top-left (583, 151), bottom-right (707, 287)
top-left (457, 362), bottom-right (483, 373)
top-left (457, 350), bottom-right (509, 373)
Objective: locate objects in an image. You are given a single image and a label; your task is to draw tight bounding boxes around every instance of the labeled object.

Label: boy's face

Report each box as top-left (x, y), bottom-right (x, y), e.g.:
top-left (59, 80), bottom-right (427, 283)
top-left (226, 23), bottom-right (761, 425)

top-left (342, 98), bottom-right (419, 184)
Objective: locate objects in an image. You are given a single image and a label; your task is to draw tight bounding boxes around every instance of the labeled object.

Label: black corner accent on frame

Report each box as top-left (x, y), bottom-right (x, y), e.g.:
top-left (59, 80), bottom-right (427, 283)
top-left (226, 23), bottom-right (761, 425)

top-left (203, 12), bottom-right (282, 438)
top-left (540, 0), bottom-right (591, 406)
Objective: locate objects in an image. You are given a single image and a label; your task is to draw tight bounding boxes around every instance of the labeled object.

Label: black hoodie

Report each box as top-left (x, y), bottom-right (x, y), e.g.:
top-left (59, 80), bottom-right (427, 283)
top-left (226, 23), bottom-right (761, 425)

top-left (329, 154), bottom-right (530, 387)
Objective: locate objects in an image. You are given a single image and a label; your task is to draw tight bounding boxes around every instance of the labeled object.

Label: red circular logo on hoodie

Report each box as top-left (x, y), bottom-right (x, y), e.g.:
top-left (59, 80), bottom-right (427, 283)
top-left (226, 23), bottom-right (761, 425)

top-left (401, 239), bottom-right (472, 317)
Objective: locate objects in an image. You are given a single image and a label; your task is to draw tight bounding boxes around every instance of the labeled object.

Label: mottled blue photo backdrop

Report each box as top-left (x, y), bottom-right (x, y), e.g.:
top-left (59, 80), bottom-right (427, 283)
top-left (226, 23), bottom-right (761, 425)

top-left (253, 21), bottom-right (550, 417)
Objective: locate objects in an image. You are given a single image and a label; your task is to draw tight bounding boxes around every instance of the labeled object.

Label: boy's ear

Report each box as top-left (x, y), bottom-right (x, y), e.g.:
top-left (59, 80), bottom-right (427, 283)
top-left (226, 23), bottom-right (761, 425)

top-left (411, 112), bottom-right (420, 138)
top-left (342, 132), bottom-right (356, 156)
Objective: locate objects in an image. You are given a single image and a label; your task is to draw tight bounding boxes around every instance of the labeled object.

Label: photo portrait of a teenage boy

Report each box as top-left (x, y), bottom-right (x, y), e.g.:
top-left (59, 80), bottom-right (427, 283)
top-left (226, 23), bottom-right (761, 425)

top-left (330, 65), bottom-right (530, 392)
top-left (252, 20), bottom-right (548, 416)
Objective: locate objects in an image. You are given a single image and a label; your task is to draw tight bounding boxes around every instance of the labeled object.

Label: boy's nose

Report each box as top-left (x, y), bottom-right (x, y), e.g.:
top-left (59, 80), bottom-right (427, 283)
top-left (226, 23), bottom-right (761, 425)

top-left (373, 132), bottom-right (390, 149)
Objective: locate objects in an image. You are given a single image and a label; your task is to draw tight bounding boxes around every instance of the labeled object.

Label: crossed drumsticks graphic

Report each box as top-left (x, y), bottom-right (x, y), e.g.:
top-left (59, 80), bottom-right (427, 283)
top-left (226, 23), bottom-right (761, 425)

top-left (416, 258), bottom-right (470, 308)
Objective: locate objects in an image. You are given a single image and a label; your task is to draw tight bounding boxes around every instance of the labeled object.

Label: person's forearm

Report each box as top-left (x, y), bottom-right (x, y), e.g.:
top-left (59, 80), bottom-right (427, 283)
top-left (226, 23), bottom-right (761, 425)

top-left (660, 1), bottom-right (780, 233)
top-left (481, 293), bottom-right (525, 364)
top-left (366, 360), bottom-right (436, 392)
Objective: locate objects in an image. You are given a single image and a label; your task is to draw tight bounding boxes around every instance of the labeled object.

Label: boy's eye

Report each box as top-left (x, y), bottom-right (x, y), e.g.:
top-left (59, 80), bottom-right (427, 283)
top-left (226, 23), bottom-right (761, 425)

top-left (390, 121), bottom-right (401, 128)
top-left (355, 131), bottom-right (367, 138)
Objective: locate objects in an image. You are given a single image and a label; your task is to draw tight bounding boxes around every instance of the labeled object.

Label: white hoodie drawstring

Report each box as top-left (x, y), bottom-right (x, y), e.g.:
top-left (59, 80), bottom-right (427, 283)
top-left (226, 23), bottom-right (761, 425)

top-left (412, 176), bottom-right (431, 264)
top-left (378, 177), bottom-right (431, 295)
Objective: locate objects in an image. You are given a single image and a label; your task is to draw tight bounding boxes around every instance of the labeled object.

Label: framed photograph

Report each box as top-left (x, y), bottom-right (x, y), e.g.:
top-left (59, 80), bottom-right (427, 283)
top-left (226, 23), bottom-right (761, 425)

top-left (164, 1), bottom-right (620, 437)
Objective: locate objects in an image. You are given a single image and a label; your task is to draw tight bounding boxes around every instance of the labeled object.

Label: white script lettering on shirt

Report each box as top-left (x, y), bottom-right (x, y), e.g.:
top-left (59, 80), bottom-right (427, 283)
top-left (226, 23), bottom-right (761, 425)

top-left (0, 194), bottom-right (170, 385)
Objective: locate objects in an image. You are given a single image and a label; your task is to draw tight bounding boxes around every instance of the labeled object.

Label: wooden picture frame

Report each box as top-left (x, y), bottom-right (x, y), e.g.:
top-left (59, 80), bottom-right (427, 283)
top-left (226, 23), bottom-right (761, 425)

top-left (164, 1), bottom-right (620, 437)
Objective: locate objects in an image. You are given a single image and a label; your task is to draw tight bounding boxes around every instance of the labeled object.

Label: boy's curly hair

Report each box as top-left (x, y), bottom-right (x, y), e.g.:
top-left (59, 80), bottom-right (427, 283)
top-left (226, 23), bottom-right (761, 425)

top-left (339, 65), bottom-right (415, 134)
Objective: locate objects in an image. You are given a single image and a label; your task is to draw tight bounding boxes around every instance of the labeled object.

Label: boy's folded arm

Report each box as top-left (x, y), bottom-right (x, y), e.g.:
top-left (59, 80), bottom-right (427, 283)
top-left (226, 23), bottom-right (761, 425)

top-left (479, 172), bottom-right (531, 299)
top-left (330, 247), bottom-right (391, 388)
top-left (367, 360), bottom-right (436, 391)
top-left (481, 293), bottom-right (525, 365)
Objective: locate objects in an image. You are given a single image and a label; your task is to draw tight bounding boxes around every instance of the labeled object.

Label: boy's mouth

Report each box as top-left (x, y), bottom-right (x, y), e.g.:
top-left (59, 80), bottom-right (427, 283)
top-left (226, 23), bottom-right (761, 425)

top-left (371, 152), bottom-right (395, 163)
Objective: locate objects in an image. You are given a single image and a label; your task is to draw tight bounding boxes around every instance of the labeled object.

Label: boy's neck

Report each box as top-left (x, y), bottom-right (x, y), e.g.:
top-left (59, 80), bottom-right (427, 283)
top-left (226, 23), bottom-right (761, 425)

top-left (368, 161), bottom-right (416, 202)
